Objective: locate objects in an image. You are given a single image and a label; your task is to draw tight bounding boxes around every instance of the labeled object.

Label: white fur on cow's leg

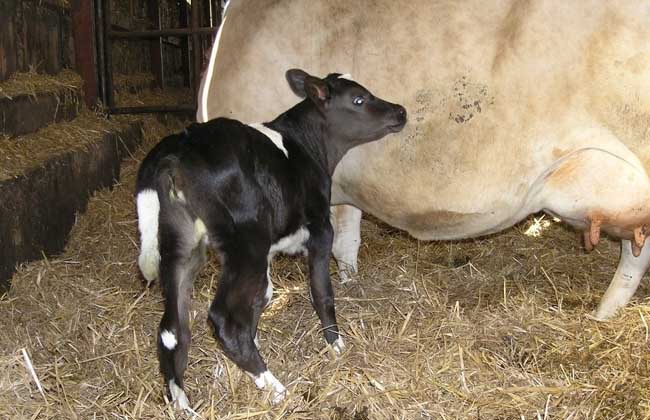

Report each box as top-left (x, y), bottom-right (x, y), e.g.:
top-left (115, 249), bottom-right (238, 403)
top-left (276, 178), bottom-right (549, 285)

top-left (168, 379), bottom-right (190, 411)
top-left (331, 205), bottom-right (362, 283)
top-left (592, 239), bottom-right (650, 320)
top-left (137, 189), bottom-right (161, 285)
top-left (247, 370), bottom-right (287, 404)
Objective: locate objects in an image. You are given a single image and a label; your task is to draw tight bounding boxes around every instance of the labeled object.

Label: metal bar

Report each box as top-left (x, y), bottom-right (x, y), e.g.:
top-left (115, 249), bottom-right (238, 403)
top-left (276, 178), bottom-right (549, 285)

top-left (102, 0), bottom-right (114, 108)
top-left (95, 0), bottom-right (107, 105)
top-left (191, 0), bottom-right (202, 99)
top-left (71, 0), bottom-right (98, 108)
top-left (108, 27), bottom-right (216, 39)
top-left (211, 0), bottom-right (221, 27)
top-left (179, 0), bottom-right (190, 87)
top-left (108, 105), bottom-right (196, 114)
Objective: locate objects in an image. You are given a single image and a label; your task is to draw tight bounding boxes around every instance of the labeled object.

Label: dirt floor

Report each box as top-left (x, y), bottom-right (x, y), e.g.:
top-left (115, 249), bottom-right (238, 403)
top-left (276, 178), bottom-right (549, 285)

top-left (2, 116), bottom-right (650, 419)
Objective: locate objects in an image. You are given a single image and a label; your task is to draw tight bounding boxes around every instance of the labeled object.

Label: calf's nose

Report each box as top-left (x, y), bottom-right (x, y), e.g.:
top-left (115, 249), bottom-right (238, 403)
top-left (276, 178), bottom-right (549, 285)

top-left (396, 105), bottom-right (407, 123)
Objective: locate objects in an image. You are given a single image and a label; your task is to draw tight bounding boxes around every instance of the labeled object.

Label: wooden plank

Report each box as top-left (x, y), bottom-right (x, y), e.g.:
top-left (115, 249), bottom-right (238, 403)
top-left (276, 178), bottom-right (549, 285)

top-left (0, 0), bottom-right (18, 81)
top-left (22, 2), bottom-right (62, 74)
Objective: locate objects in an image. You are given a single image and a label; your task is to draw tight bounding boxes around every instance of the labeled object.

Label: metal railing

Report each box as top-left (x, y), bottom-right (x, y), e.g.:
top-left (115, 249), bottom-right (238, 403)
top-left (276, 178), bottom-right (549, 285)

top-left (95, 0), bottom-right (223, 116)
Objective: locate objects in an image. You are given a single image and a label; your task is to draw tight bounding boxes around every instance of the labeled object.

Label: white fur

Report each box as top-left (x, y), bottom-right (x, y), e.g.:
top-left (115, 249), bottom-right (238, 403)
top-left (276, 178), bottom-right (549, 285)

top-left (198, 8), bottom-right (230, 123)
top-left (331, 205), bottom-right (362, 283)
top-left (169, 379), bottom-right (190, 411)
top-left (592, 239), bottom-right (650, 320)
top-left (264, 275), bottom-right (273, 305)
top-left (194, 217), bottom-right (208, 244)
top-left (338, 73), bottom-right (355, 81)
top-left (160, 330), bottom-right (177, 350)
top-left (270, 226), bottom-right (309, 256)
top-left (249, 123), bottom-right (288, 157)
top-left (137, 189), bottom-right (160, 283)
top-left (248, 370), bottom-right (286, 404)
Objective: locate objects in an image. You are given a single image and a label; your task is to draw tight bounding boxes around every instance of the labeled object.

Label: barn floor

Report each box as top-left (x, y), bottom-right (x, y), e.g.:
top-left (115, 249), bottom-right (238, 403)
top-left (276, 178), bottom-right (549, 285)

top-left (2, 118), bottom-right (650, 420)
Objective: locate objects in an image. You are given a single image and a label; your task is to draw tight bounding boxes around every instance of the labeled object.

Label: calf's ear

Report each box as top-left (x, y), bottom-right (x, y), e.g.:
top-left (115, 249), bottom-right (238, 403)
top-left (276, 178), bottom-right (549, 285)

top-left (286, 69), bottom-right (310, 98)
top-left (303, 76), bottom-right (330, 112)
top-left (286, 68), bottom-right (330, 109)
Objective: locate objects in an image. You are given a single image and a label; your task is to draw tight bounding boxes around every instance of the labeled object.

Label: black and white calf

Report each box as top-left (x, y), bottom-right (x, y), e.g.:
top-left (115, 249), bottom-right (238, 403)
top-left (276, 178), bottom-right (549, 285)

top-left (135, 69), bottom-right (406, 409)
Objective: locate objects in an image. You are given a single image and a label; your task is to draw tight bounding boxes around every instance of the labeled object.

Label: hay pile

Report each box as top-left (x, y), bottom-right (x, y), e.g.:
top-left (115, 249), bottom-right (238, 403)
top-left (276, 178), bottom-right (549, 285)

top-left (0, 111), bottom-right (136, 181)
top-left (1, 116), bottom-right (650, 419)
top-left (114, 85), bottom-right (194, 108)
top-left (0, 69), bottom-right (81, 100)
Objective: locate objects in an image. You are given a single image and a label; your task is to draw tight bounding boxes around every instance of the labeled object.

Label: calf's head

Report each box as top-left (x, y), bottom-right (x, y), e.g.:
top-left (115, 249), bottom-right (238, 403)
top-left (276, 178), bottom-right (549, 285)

top-left (286, 69), bottom-right (407, 148)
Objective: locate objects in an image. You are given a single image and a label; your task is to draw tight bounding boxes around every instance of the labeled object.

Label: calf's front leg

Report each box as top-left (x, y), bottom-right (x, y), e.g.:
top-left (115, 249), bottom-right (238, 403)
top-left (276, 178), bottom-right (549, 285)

top-left (307, 221), bottom-right (345, 355)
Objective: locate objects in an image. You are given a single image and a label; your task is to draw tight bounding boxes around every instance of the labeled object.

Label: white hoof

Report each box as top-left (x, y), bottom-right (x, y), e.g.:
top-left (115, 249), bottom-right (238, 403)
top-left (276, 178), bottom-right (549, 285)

top-left (250, 370), bottom-right (287, 405)
top-left (332, 337), bottom-right (345, 356)
top-left (254, 334), bottom-right (260, 349)
top-left (169, 379), bottom-right (190, 411)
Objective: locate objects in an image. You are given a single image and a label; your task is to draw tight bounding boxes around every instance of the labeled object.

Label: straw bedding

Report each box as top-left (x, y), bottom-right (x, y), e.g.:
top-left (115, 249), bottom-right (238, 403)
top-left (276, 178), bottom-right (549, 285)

top-left (1, 116), bottom-right (650, 419)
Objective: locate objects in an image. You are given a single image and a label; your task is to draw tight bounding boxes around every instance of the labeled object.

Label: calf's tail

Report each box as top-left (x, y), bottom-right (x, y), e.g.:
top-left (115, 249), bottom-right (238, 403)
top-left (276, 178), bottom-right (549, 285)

top-left (136, 187), bottom-right (161, 284)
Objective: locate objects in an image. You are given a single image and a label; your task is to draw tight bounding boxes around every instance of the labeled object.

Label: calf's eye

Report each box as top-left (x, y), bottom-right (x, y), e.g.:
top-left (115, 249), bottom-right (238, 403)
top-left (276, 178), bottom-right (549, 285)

top-left (353, 96), bottom-right (365, 106)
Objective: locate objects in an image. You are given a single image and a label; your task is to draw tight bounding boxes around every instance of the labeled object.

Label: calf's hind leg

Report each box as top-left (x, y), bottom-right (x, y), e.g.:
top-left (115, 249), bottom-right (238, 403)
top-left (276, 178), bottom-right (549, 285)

top-left (157, 213), bottom-right (207, 411)
top-left (208, 239), bottom-right (286, 404)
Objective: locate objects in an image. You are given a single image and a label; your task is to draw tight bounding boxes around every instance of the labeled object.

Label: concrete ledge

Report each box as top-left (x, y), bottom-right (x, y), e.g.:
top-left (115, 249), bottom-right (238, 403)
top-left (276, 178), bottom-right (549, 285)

top-left (0, 121), bottom-right (143, 289)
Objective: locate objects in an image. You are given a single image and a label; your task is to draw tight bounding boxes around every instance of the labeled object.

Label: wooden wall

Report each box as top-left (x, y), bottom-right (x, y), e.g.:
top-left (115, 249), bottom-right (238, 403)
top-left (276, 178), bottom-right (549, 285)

top-left (0, 0), bottom-right (75, 82)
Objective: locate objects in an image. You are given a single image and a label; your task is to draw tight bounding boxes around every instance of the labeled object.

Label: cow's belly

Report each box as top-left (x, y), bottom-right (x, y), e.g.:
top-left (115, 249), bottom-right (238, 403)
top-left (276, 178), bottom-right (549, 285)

top-left (332, 171), bottom-right (529, 241)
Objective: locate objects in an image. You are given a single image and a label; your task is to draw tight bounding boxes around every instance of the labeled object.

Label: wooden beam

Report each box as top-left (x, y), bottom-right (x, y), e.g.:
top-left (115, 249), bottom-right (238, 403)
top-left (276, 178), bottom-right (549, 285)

top-left (71, 0), bottom-right (98, 107)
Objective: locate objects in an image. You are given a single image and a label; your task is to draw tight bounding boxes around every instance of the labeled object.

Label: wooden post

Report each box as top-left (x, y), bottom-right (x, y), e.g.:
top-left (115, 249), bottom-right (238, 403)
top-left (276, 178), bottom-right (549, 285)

top-left (71, 0), bottom-right (98, 108)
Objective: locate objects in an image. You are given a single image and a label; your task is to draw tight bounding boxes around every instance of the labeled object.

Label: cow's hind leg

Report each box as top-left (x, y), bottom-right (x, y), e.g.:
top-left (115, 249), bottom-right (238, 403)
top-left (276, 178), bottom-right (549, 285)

top-left (592, 239), bottom-right (650, 320)
top-left (157, 210), bottom-right (207, 410)
top-left (536, 144), bottom-right (650, 318)
top-left (208, 237), bottom-right (286, 404)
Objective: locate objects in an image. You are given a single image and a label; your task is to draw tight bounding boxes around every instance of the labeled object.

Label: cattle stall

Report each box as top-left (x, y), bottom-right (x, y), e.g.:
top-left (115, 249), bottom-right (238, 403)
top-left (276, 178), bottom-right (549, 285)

top-left (2, 1), bottom-right (650, 420)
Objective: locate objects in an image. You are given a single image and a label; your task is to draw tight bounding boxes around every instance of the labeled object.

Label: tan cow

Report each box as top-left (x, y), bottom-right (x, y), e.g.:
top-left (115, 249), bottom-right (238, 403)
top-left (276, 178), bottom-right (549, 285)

top-left (197, 0), bottom-right (650, 321)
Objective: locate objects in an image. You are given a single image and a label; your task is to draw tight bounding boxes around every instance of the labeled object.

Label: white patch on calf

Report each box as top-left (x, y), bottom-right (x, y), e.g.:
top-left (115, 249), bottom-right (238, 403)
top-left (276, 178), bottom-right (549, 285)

top-left (169, 379), bottom-right (190, 411)
top-left (270, 226), bottom-right (309, 256)
top-left (338, 73), bottom-right (355, 82)
top-left (247, 370), bottom-right (286, 404)
top-left (160, 330), bottom-right (177, 350)
top-left (137, 189), bottom-right (161, 283)
top-left (194, 217), bottom-right (208, 244)
top-left (248, 123), bottom-right (288, 157)
top-left (264, 275), bottom-right (273, 306)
